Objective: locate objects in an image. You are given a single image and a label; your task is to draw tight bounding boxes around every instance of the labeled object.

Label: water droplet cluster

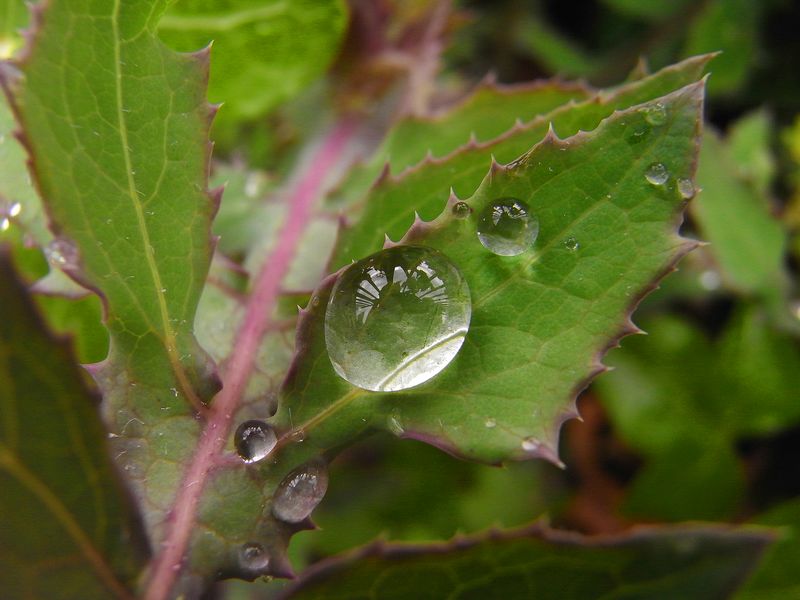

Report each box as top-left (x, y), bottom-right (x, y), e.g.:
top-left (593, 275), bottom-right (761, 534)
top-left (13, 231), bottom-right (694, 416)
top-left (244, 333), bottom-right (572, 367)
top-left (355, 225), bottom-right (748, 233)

top-left (325, 246), bottom-right (471, 392)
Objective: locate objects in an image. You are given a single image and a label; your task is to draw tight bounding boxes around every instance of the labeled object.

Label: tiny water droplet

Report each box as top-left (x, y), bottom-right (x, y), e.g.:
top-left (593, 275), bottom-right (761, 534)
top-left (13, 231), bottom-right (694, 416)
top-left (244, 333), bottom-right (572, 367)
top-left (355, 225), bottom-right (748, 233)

top-left (324, 246), bottom-right (471, 392)
top-left (644, 163), bottom-right (669, 186)
top-left (387, 410), bottom-right (404, 436)
top-left (8, 202), bottom-right (21, 217)
top-left (640, 102), bottom-right (667, 126)
top-left (477, 198), bottom-right (539, 256)
top-left (677, 178), bottom-right (695, 199)
top-left (239, 542), bottom-right (269, 571)
top-left (521, 437), bottom-right (540, 452)
top-left (452, 201), bottom-right (471, 219)
top-left (290, 429), bottom-right (306, 443)
top-left (272, 460), bottom-right (329, 523)
top-left (484, 417), bottom-right (496, 429)
top-left (564, 237), bottom-right (579, 251)
top-left (44, 238), bottom-right (79, 270)
top-left (235, 420), bottom-right (277, 464)
top-left (0, 218), bottom-right (8, 232)
top-left (311, 296), bottom-right (320, 308)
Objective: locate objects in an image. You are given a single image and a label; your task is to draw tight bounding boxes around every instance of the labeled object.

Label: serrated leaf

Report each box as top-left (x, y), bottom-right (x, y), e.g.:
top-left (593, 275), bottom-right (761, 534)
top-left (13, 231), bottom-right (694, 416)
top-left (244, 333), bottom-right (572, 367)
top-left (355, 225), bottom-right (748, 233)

top-left (283, 524), bottom-right (771, 600)
top-left (158, 0), bottom-right (347, 124)
top-left (0, 251), bottom-right (142, 599)
top-left (1, 0), bottom-right (222, 582)
top-left (332, 55), bottom-right (712, 268)
top-left (276, 80), bottom-right (704, 473)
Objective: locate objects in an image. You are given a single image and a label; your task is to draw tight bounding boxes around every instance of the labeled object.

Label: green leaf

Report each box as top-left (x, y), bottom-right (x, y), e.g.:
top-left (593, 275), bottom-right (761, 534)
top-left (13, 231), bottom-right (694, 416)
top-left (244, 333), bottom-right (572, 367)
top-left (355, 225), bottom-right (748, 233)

top-left (158, 0), bottom-right (347, 124)
top-left (332, 55), bottom-right (712, 269)
top-left (277, 80), bottom-right (705, 469)
top-left (283, 525), bottom-right (771, 600)
top-left (1, 0), bottom-right (222, 577)
top-left (692, 128), bottom-right (788, 305)
top-left (738, 498), bottom-right (800, 600)
top-left (0, 251), bottom-right (142, 599)
top-left (727, 110), bottom-right (775, 197)
top-left (596, 308), bottom-right (800, 521)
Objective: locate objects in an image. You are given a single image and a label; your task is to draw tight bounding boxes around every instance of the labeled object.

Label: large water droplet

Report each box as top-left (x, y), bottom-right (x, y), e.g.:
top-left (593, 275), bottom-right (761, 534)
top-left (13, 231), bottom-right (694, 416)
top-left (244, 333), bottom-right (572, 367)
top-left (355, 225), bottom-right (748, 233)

top-left (644, 163), bottom-right (669, 186)
top-left (325, 246), bottom-right (471, 392)
top-left (476, 198), bottom-right (539, 256)
top-left (234, 420), bottom-right (277, 464)
top-left (238, 542), bottom-right (269, 572)
top-left (640, 102), bottom-right (667, 126)
top-left (272, 461), bottom-right (329, 523)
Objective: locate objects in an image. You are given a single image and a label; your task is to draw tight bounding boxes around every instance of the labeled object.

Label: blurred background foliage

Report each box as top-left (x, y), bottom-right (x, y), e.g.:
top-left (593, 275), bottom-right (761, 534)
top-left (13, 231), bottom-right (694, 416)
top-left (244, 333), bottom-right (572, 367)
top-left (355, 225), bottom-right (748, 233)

top-left (2, 0), bottom-right (800, 597)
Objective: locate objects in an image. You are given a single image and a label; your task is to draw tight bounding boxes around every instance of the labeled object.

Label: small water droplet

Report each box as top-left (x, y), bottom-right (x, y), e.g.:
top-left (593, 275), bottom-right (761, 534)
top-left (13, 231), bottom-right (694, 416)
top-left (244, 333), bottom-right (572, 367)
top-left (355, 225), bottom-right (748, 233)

top-left (290, 429), bottom-right (306, 443)
top-left (311, 296), bottom-right (320, 308)
top-left (640, 102), bottom-right (667, 126)
top-left (484, 417), bottom-right (496, 429)
top-left (677, 178), bottom-right (695, 199)
top-left (387, 410), bottom-right (404, 436)
top-left (521, 437), bottom-right (540, 452)
top-left (8, 202), bottom-right (21, 217)
top-left (476, 198), bottom-right (539, 256)
top-left (324, 246), bottom-right (471, 392)
top-left (44, 238), bottom-right (79, 269)
top-left (160, 287), bottom-right (167, 293)
top-left (452, 201), bottom-right (471, 219)
top-left (170, 387), bottom-right (178, 397)
top-left (644, 163), bottom-right (669, 186)
top-left (564, 237), bottom-right (579, 251)
top-left (235, 420), bottom-right (277, 464)
top-left (239, 542), bottom-right (269, 571)
top-left (272, 460), bottom-right (329, 523)
top-left (0, 218), bottom-right (8, 232)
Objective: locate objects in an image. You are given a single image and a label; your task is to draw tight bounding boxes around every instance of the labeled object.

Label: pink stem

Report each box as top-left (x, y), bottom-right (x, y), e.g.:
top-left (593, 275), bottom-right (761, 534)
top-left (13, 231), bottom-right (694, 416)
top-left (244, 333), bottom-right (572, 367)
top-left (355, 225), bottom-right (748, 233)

top-left (143, 118), bottom-right (358, 600)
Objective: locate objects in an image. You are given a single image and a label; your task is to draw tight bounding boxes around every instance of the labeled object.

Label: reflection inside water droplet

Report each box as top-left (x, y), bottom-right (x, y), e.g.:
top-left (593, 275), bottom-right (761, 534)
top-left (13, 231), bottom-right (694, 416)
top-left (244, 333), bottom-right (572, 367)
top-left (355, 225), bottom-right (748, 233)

top-left (644, 163), bottom-right (669, 186)
top-left (234, 420), bottom-right (277, 464)
top-left (325, 246), bottom-right (471, 392)
top-left (239, 542), bottom-right (269, 571)
top-left (272, 461), bottom-right (329, 523)
top-left (477, 198), bottom-right (539, 256)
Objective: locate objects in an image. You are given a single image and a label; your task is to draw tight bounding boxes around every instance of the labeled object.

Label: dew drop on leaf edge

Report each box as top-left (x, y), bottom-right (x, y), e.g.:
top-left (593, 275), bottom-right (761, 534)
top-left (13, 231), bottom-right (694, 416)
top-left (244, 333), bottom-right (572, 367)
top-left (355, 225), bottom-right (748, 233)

top-left (644, 163), bottom-right (669, 186)
top-left (234, 420), bottom-right (277, 464)
top-left (238, 542), bottom-right (269, 572)
top-left (477, 198), bottom-right (539, 256)
top-left (324, 245), bottom-right (471, 392)
top-left (272, 460), bottom-right (329, 523)
top-left (452, 201), bottom-right (471, 219)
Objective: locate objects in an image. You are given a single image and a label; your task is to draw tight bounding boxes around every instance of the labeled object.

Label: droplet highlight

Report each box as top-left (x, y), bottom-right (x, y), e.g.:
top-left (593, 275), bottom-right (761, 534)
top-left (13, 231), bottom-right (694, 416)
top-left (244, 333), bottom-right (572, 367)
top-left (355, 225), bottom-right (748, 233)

top-left (234, 420), bottom-right (277, 464)
top-left (325, 246), bottom-right (471, 392)
top-left (476, 198), bottom-right (539, 256)
top-left (521, 437), bottom-right (541, 452)
top-left (644, 163), bottom-right (669, 186)
top-left (484, 417), bottom-right (497, 429)
top-left (272, 461), bottom-right (329, 523)
top-left (238, 542), bottom-right (269, 572)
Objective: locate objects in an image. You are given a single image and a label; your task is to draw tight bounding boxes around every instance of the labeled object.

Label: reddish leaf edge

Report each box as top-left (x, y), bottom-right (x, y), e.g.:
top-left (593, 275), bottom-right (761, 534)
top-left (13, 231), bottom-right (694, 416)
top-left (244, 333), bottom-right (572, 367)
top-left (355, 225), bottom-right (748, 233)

top-left (279, 521), bottom-right (774, 600)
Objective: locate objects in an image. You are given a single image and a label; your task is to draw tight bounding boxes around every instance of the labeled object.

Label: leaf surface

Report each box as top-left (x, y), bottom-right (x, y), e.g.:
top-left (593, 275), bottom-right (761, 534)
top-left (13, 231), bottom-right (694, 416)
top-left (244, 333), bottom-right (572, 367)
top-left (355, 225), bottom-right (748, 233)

top-left (277, 80), bottom-right (705, 468)
top-left (0, 251), bottom-right (142, 599)
top-left (283, 524), bottom-right (771, 600)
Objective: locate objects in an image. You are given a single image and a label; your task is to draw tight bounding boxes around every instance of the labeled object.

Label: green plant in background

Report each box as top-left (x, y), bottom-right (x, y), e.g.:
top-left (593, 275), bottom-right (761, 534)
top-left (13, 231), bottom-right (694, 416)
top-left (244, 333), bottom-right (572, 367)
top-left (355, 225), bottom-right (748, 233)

top-left (0, 1), bottom-right (798, 599)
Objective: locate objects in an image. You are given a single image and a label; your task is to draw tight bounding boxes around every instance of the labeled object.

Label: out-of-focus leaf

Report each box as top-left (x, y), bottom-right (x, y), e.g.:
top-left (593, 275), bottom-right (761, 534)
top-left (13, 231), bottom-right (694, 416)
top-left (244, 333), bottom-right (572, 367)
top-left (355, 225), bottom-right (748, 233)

top-left (0, 251), bottom-right (142, 599)
top-left (277, 82), bottom-right (705, 472)
top-left (602, 0), bottom-right (692, 22)
top-left (597, 309), bottom-right (800, 521)
top-left (34, 294), bottom-right (109, 365)
top-left (692, 130), bottom-right (788, 305)
top-left (738, 498), bottom-right (800, 600)
top-left (684, 0), bottom-right (761, 95)
top-left (283, 524), bottom-right (771, 600)
top-left (159, 0), bottom-right (347, 125)
top-left (728, 110), bottom-right (775, 197)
